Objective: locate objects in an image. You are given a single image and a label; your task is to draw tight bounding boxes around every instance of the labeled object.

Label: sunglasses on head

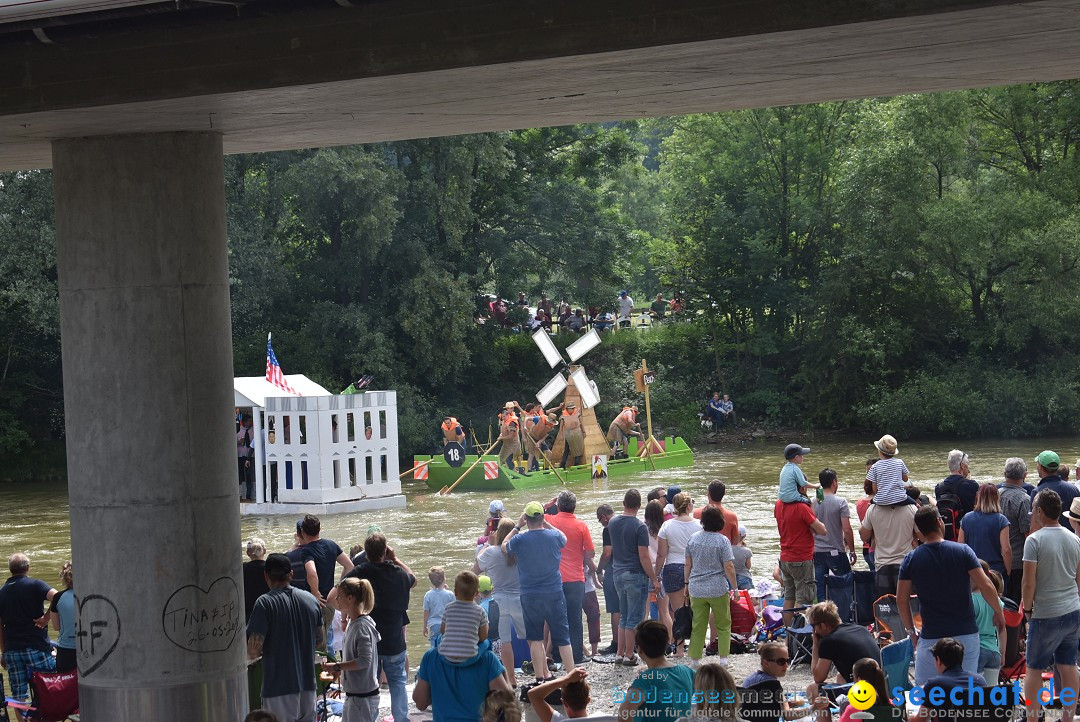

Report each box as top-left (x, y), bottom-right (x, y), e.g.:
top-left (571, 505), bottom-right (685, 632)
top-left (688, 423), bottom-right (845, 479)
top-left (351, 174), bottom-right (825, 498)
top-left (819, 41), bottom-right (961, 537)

top-left (767, 657), bottom-right (791, 665)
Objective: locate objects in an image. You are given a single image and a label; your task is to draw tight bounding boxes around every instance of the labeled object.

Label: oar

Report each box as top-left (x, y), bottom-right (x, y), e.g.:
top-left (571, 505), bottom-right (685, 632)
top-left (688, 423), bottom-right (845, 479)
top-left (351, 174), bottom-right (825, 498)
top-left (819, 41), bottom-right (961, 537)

top-left (400, 457), bottom-right (436, 479)
top-left (525, 432), bottom-right (566, 485)
top-left (440, 439), bottom-right (502, 495)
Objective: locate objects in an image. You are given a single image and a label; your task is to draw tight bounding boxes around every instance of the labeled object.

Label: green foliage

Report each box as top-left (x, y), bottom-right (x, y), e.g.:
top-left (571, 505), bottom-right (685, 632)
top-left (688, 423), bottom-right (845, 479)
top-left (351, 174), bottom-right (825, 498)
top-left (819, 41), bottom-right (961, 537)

top-left (10, 82), bottom-right (1080, 471)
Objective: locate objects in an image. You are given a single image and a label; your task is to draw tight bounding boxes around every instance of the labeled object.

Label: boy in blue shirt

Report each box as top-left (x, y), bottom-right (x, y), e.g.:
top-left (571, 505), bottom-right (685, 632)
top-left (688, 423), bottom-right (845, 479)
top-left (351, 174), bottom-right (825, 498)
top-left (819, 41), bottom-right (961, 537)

top-left (779, 444), bottom-right (816, 505)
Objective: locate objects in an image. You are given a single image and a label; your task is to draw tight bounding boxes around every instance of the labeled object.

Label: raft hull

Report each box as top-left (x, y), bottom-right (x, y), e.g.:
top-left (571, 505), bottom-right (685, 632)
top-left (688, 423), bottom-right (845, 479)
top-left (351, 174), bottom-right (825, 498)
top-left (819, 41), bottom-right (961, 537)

top-left (413, 436), bottom-right (694, 491)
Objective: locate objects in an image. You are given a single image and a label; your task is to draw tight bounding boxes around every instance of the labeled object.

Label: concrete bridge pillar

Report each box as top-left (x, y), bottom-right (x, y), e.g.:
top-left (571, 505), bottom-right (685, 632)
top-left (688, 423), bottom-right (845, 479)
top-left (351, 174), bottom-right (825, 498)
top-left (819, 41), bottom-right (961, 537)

top-left (52, 133), bottom-right (246, 721)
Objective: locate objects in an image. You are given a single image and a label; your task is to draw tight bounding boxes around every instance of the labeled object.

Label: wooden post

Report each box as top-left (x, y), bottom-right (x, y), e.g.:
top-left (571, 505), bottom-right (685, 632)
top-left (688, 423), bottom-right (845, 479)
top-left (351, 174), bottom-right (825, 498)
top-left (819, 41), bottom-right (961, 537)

top-left (642, 358), bottom-right (654, 443)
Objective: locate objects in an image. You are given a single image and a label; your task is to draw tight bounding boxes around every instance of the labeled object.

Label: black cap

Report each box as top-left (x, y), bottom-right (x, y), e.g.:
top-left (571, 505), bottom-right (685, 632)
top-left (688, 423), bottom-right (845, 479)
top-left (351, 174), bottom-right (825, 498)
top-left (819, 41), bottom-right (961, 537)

top-left (784, 443), bottom-right (810, 460)
top-left (264, 553), bottom-right (292, 580)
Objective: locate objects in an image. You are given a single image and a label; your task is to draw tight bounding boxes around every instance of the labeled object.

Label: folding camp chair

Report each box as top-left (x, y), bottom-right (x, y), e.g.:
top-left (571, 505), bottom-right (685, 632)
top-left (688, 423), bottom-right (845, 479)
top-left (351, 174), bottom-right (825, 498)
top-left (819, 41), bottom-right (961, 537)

top-left (825, 571), bottom-right (877, 626)
top-left (786, 611), bottom-right (814, 668)
top-left (999, 607), bottom-right (1026, 684)
top-left (873, 594), bottom-right (921, 644)
top-left (3, 668), bottom-right (78, 722)
top-left (738, 679), bottom-right (784, 722)
top-left (880, 638), bottom-right (914, 694)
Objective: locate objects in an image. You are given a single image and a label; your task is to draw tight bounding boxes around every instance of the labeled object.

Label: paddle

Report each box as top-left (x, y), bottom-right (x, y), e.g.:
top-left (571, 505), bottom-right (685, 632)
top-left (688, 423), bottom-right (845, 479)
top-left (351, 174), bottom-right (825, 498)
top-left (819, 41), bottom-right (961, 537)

top-left (399, 457), bottom-right (435, 479)
top-left (440, 439), bottom-right (501, 495)
top-left (524, 431), bottom-right (566, 485)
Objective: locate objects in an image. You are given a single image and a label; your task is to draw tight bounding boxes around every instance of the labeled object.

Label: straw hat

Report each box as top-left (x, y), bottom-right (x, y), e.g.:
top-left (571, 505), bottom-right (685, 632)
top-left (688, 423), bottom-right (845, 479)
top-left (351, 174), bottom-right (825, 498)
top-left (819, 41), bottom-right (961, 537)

top-left (874, 435), bottom-right (899, 456)
top-left (1065, 498), bottom-right (1080, 522)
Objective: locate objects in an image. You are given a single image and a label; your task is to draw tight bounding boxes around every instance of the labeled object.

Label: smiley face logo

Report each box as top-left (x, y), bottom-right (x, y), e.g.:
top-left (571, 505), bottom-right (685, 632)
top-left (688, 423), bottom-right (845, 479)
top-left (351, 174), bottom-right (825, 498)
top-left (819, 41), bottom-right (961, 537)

top-left (849, 680), bottom-right (877, 710)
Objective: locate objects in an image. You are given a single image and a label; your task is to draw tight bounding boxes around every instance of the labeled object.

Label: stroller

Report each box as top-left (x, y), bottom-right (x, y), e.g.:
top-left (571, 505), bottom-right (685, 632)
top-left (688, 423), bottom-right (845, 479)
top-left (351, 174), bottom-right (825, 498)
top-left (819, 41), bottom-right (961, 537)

top-left (754, 603), bottom-right (812, 667)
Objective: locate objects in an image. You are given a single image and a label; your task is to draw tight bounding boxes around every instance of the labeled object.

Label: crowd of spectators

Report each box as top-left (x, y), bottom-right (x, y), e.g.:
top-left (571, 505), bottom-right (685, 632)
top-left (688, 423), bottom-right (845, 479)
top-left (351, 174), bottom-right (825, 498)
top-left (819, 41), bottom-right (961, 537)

top-left (477, 290), bottom-right (688, 334)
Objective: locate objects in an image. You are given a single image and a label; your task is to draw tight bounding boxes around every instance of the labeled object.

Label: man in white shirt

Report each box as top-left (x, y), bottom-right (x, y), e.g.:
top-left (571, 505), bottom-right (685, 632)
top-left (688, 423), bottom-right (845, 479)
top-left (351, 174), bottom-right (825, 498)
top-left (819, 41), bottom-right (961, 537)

top-left (617, 291), bottom-right (634, 328)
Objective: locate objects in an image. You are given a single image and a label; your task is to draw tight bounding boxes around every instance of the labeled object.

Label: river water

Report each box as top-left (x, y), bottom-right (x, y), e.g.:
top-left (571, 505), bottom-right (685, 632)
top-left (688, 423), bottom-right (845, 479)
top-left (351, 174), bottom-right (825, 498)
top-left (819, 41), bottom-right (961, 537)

top-left (4, 436), bottom-right (1078, 666)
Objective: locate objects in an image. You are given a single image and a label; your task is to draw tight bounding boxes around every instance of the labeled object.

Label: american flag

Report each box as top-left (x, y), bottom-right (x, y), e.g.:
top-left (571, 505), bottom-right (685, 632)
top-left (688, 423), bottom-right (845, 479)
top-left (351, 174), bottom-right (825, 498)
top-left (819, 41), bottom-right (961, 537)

top-left (265, 333), bottom-right (300, 396)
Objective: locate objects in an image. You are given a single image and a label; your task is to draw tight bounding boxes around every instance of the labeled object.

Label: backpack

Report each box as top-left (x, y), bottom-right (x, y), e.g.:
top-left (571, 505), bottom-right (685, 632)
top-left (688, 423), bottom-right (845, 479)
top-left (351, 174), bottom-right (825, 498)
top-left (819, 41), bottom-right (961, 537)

top-left (937, 492), bottom-right (964, 541)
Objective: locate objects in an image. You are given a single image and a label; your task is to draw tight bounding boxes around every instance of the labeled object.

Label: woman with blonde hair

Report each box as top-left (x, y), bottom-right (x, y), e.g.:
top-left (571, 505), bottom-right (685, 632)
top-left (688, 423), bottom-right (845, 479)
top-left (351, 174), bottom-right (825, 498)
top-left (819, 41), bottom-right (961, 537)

top-left (321, 577), bottom-right (380, 722)
top-left (677, 662), bottom-right (740, 721)
top-left (482, 688), bottom-right (522, 722)
top-left (656, 492), bottom-right (700, 656)
top-left (474, 517), bottom-right (525, 687)
top-left (49, 561), bottom-right (76, 672)
top-left (957, 485), bottom-right (1011, 578)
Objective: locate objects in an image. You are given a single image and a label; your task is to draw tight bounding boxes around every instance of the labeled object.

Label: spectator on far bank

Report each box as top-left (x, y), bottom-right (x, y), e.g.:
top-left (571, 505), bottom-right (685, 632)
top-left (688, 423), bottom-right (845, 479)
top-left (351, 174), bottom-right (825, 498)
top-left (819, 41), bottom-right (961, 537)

top-left (650, 293), bottom-right (668, 319)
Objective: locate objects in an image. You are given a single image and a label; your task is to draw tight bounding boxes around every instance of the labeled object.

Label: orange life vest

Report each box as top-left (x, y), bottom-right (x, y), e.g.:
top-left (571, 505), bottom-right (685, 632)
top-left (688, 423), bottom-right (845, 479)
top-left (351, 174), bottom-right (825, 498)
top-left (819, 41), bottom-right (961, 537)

top-left (442, 418), bottom-right (462, 441)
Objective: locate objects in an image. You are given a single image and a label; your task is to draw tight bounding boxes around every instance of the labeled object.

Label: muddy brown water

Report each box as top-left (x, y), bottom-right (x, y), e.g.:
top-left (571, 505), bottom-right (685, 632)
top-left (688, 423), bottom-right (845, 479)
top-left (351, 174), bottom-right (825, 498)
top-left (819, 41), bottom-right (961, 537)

top-left (4, 437), bottom-right (1077, 667)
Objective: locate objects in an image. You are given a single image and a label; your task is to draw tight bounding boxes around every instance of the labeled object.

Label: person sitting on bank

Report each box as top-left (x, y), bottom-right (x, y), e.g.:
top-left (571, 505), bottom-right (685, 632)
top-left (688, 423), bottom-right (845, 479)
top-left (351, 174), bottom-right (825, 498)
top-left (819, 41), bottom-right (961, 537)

top-left (568, 309), bottom-right (586, 333)
top-left (806, 601), bottom-right (881, 699)
top-left (705, 393), bottom-right (724, 429)
top-left (838, 658), bottom-right (902, 722)
top-left (742, 641), bottom-right (830, 722)
top-left (912, 638), bottom-right (988, 722)
top-left (528, 667), bottom-right (616, 722)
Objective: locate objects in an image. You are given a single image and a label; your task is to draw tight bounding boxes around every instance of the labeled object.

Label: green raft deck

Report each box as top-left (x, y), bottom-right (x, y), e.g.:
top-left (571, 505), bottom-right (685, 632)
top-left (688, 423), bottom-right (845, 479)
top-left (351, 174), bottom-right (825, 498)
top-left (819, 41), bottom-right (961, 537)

top-left (412, 436), bottom-right (694, 491)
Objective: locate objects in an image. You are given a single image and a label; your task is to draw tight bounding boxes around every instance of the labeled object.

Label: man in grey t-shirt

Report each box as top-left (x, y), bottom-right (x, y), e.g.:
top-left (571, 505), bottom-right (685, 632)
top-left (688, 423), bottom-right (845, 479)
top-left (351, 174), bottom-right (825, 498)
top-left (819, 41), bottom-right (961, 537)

top-left (812, 469), bottom-right (856, 604)
top-left (1022, 490), bottom-right (1080, 722)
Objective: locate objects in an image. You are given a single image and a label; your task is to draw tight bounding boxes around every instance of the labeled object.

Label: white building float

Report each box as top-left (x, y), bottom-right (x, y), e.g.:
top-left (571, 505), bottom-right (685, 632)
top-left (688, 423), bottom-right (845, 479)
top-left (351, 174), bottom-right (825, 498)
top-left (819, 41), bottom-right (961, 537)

top-left (233, 374), bottom-right (406, 515)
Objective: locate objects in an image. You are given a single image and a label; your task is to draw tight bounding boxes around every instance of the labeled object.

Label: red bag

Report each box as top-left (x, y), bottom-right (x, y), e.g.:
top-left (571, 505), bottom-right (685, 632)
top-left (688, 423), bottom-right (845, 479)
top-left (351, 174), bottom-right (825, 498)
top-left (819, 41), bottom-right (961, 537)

top-left (31, 668), bottom-right (79, 721)
top-left (730, 590), bottom-right (757, 636)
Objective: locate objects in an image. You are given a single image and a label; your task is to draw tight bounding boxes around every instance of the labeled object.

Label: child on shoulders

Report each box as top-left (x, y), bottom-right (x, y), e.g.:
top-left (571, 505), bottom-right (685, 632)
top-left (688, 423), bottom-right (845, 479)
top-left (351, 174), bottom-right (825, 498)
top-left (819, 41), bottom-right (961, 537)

top-left (866, 435), bottom-right (913, 507)
top-left (439, 571), bottom-right (489, 662)
top-left (779, 444), bottom-right (816, 505)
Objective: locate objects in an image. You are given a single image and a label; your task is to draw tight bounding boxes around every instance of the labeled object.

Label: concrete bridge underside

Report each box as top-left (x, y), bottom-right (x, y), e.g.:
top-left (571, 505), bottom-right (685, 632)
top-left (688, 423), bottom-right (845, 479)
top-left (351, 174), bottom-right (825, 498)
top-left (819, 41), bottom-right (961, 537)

top-left (5, 1), bottom-right (1080, 720)
top-left (4, 0), bottom-right (1080, 170)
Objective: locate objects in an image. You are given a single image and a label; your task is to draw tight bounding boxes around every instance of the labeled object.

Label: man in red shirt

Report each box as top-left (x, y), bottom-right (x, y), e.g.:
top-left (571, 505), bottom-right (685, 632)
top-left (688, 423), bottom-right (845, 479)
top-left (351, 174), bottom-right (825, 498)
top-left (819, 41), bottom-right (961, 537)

top-left (774, 499), bottom-right (826, 624)
top-left (548, 490), bottom-right (596, 665)
top-left (693, 480), bottom-right (741, 547)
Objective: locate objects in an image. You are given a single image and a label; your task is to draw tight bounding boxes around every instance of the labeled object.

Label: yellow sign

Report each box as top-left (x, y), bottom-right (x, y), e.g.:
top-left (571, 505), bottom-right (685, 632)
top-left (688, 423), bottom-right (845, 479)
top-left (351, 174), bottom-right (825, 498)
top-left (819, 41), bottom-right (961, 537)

top-left (848, 681), bottom-right (877, 710)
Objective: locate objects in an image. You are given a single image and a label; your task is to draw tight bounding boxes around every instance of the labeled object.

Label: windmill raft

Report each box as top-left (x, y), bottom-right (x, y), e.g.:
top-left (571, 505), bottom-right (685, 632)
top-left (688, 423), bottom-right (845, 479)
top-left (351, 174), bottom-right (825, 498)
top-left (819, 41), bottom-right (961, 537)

top-left (411, 329), bottom-right (695, 492)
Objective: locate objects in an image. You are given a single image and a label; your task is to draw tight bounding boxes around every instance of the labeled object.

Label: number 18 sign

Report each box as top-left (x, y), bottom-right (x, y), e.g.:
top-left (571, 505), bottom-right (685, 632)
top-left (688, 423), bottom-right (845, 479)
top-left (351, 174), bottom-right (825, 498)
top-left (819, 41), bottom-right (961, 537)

top-left (443, 442), bottom-right (465, 468)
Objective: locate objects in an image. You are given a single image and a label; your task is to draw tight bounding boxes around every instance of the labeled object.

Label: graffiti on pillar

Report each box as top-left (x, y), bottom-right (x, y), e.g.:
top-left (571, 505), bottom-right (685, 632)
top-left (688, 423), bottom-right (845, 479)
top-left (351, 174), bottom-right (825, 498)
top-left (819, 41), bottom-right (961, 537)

top-left (161, 576), bottom-right (241, 652)
top-left (76, 594), bottom-right (121, 676)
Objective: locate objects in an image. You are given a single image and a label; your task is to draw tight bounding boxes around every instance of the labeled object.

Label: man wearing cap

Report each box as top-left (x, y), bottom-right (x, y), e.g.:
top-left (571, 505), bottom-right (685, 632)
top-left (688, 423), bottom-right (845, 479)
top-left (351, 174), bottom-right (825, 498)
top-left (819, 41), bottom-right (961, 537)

top-left (548, 490), bottom-right (595, 665)
top-left (247, 553), bottom-right (325, 722)
top-left (1021, 490), bottom-right (1080, 722)
top-left (502, 501), bottom-right (575, 679)
top-left (1030, 451), bottom-right (1080, 531)
top-left (617, 290), bottom-right (634, 328)
top-left (498, 401), bottom-right (522, 470)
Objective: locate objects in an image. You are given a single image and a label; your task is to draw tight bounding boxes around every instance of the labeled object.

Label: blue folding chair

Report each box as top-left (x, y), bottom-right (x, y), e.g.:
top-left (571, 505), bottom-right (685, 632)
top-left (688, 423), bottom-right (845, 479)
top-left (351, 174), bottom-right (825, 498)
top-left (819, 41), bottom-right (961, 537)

top-left (880, 638), bottom-right (914, 694)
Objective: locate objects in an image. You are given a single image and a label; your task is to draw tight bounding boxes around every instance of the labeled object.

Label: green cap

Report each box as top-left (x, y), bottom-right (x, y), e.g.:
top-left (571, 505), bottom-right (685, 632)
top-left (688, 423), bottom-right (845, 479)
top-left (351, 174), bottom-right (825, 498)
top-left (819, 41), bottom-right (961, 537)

top-left (478, 575), bottom-right (493, 593)
top-left (524, 501), bottom-right (545, 517)
top-left (1036, 450), bottom-right (1060, 472)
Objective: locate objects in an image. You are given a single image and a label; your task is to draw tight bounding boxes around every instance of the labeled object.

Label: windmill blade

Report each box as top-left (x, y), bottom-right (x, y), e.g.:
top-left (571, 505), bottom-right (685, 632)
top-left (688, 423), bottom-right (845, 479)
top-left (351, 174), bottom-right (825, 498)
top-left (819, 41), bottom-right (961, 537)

top-left (531, 328), bottom-right (563, 369)
top-left (570, 367), bottom-right (601, 409)
top-left (565, 328), bottom-right (601, 362)
top-left (536, 373), bottom-right (568, 408)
